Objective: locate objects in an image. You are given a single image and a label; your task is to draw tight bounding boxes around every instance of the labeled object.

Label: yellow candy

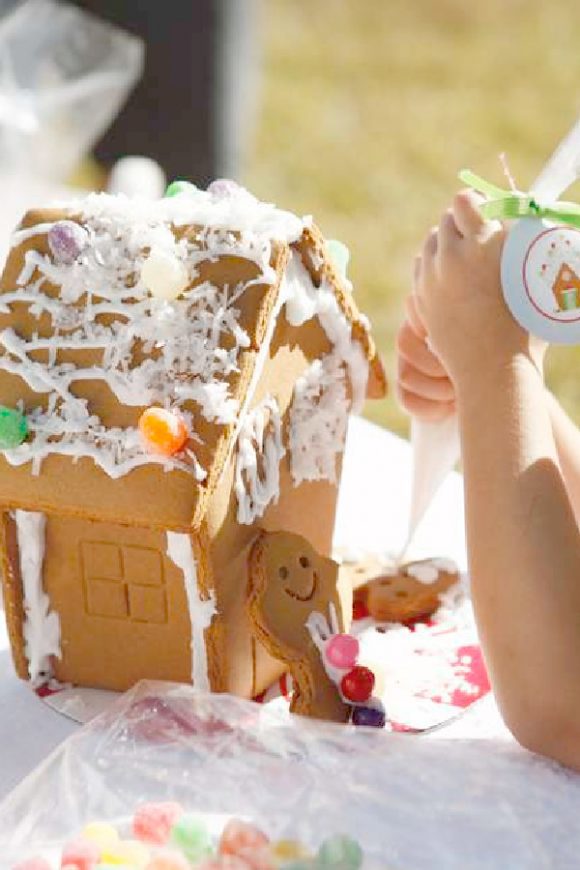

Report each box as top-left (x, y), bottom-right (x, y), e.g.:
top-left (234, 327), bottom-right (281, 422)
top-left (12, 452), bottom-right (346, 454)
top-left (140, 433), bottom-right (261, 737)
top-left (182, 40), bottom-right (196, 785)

top-left (271, 839), bottom-right (311, 862)
top-left (102, 839), bottom-right (150, 867)
top-left (82, 821), bottom-right (120, 850)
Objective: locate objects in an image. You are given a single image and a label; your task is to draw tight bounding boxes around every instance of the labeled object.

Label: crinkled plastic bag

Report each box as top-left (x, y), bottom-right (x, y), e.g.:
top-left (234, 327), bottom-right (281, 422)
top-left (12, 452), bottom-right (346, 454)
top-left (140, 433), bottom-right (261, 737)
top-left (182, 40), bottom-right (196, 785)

top-left (0, 0), bottom-right (143, 181)
top-left (1, 682), bottom-right (580, 868)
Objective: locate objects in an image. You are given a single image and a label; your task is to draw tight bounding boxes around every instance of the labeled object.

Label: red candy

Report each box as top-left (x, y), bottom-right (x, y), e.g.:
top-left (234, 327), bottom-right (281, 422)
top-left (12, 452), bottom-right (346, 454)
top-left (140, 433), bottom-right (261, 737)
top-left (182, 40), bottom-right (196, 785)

top-left (219, 820), bottom-right (271, 869)
top-left (145, 849), bottom-right (190, 870)
top-left (133, 801), bottom-right (183, 845)
top-left (340, 665), bottom-right (375, 703)
top-left (60, 838), bottom-right (100, 870)
top-left (12, 860), bottom-right (52, 870)
top-left (352, 599), bottom-right (369, 621)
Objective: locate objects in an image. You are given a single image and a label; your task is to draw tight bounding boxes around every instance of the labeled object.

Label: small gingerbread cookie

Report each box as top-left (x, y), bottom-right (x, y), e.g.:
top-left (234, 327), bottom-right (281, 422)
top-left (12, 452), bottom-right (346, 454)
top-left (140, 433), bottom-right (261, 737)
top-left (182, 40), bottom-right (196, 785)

top-left (364, 558), bottom-right (459, 624)
top-left (247, 530), bottom-right (352, 723)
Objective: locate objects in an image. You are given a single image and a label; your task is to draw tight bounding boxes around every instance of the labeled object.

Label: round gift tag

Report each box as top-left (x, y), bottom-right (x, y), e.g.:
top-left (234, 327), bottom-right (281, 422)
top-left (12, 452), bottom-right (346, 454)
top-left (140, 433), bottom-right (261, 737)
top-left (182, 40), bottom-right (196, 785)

top-left (501, 217), bottom-right (580, 344)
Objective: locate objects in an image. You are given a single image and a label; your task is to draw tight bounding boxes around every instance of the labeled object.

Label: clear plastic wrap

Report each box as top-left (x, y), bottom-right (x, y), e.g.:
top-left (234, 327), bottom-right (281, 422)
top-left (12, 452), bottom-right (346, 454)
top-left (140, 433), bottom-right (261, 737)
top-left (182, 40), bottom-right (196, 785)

top-left (0, 0), bottom-right (143, 181)
top-left (2, 682), bottom-right (580, 868)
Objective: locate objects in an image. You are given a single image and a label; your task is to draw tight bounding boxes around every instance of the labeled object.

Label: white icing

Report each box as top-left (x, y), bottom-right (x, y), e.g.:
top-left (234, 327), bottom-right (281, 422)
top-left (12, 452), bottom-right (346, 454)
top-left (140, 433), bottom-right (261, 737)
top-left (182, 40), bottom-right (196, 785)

top-left (431, 557), bottom-right (458, 574)
top-left (2, 204), bottom-right (277, 478)
top-left (284, 251), bottom-right (369, 487)
top-left (166, 532), bottom-right (216, 691)
top-left (234, 396), bottom-right (285, 524)
top-left (405, 562), bottom-right (440, 584)
top-left (289, 352), bottom-right (349, 486)
top-left (14, 510), bottom-right (60, 682)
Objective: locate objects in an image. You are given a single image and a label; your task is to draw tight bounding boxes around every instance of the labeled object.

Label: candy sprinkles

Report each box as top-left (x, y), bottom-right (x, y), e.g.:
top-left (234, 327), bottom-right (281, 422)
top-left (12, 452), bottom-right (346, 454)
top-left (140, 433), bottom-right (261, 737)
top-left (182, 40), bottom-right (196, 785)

top-left (11, 805), bottom-right (366, 869)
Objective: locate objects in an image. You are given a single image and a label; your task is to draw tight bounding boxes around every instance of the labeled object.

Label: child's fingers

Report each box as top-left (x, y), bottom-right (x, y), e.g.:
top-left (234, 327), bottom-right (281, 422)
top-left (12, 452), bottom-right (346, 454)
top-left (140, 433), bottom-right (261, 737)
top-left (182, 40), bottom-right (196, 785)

top-left (438, 208), bottom-right (463, 250)
top-left (397, 384), bottom-right (456, 422)
top-left (398, 356), bottom-right (455, 402)
top-left (452, 189), bottom-right (486, 237)
top-left (396, 320), bottom-right (448, 377)
top-left (405, 294), bottom-right (427, 339)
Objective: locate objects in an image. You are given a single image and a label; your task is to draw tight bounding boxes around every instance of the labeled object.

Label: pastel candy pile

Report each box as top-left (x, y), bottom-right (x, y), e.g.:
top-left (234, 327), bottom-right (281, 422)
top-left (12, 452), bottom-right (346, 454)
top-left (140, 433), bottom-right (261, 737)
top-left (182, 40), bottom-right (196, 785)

top-left (11, 806), bottom-right (365, 869)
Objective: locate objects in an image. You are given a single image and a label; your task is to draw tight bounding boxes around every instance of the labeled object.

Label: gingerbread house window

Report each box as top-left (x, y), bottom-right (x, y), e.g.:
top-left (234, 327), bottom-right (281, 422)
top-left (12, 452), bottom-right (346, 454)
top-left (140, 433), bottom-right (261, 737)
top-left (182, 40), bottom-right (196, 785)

top-left (80, 541), bottom-right (168, 624)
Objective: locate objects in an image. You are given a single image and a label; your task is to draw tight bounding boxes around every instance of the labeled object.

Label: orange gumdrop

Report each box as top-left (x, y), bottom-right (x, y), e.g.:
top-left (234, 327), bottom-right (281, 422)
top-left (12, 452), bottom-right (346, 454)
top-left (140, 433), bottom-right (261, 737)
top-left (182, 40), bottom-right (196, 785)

top-left (139, 407), bottom-right (188, 456)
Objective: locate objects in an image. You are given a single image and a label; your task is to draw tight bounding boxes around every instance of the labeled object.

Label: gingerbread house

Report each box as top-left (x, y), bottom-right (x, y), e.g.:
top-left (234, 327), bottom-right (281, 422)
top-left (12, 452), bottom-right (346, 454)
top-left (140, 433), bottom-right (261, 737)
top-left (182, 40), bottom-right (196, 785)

top-left (552, 262), bottom-right (580, 311)
top-left (0, 181), bottom-right (386, 701)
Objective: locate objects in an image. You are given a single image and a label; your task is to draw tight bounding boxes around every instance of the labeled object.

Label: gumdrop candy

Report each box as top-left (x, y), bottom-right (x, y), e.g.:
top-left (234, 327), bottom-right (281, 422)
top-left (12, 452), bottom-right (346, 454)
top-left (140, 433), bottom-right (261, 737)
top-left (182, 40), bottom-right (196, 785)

top-left (352, 698), bottom-right (387, 729)
top-left (340, 665), bottom-right (375, 704)
top-left (164, 180), bottom-right (198, 198)
top-left (218, 819), bottom-right (270, 867)
top-left (133, 802), bottom-right (183, 845)
top-left (82, 822), bottom-right (120, 851)
top-left (139, 407), bottom-right (188, 456)
top-left (140, 247), bottom-right (189, 301)
top-left (170, 814), bottom-right (212, 862)
top-left (101, 839), bottom-right (150, 867)
top-left (207, 179), bottom-right (243, 198)
top-left (325, 633), bottom-right (359, 670)
top-left (0, 406), bottom-right (28, 450)
top-left (12, 859), bottom-right (52, 870)
top-left (317, 835), bottom-right (363, 868)
top-left (143, 849), bottom-right (190, 870)
top-left (60, 837), bottom-right (101, 869)
top-left (352, 599), bottom-right (369, 621)
top-left (269, 839), bottom-right (310, 861)
top-left (48, 220), bottom-right (88, 264)
top-left (326, 239), bottom-right (350, 279)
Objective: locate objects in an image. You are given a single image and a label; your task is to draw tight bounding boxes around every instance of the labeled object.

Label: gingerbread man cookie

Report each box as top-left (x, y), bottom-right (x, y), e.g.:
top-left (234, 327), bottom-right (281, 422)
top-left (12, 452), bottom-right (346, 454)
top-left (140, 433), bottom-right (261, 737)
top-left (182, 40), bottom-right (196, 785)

top-left (364, 558), bottom-right (459, 623)
top-left (247, 531), bottom-right (352, 723)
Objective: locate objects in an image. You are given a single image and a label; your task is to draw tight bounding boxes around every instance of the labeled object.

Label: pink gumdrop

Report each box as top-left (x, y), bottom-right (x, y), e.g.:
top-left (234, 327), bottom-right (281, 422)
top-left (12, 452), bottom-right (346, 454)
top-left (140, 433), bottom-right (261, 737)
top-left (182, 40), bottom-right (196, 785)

top-left (133, 801), bottom-right (183, 845)
top-left (145, 849), bottom-right (190, 870)
top-left (325, 633), bottom-right (360, 669)
top-left (12, 859), bottom-right (52, 870)
top-left (60, 838), bottom-right (100, 869)
top-left (219, 820), bottom-right (271, 869)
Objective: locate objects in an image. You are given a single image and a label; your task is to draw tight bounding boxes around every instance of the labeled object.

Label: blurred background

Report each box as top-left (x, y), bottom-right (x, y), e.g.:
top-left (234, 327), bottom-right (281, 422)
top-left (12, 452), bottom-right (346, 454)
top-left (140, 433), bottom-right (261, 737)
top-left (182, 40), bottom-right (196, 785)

top-left (3, 0), bottom-right (580, 435)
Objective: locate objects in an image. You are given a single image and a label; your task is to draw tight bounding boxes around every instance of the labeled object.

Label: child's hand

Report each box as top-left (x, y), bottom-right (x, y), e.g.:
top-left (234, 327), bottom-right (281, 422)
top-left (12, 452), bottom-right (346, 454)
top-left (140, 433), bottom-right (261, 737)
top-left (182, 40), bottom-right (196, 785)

top-left (396, 293), bottom-right (456, 421)
top-left (415, 190), bottom-right (545, 392)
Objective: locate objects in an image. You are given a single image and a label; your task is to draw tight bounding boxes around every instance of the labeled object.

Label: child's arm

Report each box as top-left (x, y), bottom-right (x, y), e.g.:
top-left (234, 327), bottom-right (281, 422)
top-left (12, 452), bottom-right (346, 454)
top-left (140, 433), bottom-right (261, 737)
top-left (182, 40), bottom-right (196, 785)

top-left (403, 193), bottom-right (580, 769)
top-left (545, 391), bottom-right (580, 522)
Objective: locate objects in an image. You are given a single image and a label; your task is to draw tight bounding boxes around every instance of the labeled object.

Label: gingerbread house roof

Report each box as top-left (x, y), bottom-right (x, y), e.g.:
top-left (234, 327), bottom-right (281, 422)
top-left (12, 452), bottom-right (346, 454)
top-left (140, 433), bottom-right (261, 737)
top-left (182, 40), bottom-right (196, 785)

top-left (0, 185), bottom-right (385, 531)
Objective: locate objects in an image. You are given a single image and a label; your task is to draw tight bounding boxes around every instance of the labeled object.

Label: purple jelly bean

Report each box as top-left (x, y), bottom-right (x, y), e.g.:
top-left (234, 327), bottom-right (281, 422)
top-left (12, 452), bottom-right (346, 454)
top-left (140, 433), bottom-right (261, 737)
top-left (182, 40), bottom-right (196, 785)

top-left (47, 220), bottom-right (88, 264)
top-left (352, 699), bottom-right (386, 728)
top-left (207, 178), bottom-right (242, 197)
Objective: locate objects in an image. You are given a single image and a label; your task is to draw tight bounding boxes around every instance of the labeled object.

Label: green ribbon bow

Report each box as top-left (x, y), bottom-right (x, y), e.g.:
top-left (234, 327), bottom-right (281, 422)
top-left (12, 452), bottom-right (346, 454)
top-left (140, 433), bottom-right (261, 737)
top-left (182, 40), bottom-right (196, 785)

top-left (458, 169), bottom-right (580, 229)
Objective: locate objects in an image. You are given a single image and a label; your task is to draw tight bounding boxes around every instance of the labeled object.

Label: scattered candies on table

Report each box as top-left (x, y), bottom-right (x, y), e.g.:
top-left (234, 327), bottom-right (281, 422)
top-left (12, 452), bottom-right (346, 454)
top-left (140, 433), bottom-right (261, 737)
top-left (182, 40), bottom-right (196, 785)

top-left (47, 220), bottom-right (88, 265)
top-left (133, 803), bottom-right (183, 846)
top-left (138, 407), bottom-right (189, 456)
top-left (11, 810), bottom-right (366, 869)
top-left (0, 405), bottom-right (28, 449)
top-left (140, 247), bottom-right (189, 301)
top-left (317, 835), bottom-right (363, 869)
top-left (169, 814), bottom-right (213, 863)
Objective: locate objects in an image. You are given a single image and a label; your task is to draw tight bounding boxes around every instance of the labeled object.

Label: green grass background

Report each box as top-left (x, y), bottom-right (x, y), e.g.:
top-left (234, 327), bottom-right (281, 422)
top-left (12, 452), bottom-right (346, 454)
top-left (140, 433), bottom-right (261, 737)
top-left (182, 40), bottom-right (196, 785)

top-left (245, 0), bottom-right (580, 435)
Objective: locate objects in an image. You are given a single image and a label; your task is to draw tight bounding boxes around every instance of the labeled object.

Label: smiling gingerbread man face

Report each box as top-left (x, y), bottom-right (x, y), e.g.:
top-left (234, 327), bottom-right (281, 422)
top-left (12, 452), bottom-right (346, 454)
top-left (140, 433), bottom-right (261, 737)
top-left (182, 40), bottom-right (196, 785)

top-left (247, 531), bottom-right (342, 659)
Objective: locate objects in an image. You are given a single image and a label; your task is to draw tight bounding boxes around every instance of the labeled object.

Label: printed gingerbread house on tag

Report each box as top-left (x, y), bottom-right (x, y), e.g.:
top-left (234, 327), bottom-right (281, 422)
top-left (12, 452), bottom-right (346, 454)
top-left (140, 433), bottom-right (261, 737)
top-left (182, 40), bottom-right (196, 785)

top-left (0, 182), bottom-right (386, 711)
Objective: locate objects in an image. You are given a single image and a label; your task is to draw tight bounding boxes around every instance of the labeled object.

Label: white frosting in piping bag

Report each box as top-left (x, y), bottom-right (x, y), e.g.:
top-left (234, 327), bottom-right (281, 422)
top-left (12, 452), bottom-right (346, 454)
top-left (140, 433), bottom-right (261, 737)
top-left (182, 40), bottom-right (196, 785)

top-left (166, 531), bottom-right (215, 691)
top-left (14, 510), bottom-right (60, 682)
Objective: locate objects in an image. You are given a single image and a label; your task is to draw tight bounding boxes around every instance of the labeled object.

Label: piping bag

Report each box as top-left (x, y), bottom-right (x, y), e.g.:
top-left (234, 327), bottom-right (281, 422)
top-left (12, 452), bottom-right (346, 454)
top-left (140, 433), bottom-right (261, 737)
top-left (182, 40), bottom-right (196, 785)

top-left (400, 116), bottom-right (580, 562)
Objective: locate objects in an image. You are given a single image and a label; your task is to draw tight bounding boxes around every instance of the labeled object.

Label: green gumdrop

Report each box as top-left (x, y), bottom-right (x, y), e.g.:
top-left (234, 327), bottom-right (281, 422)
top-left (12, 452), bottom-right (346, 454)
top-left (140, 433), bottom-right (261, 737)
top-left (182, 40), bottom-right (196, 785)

top-left (0, 406), bottom-right (28, 449)
top-left (317, 834), bottom-right (363, 868)
top-left (165, 179), bottom-right (198, 197)
top-left (326, 239), bottom-right (350, 279)
top-left (170, 813), bottom-right (212, 861)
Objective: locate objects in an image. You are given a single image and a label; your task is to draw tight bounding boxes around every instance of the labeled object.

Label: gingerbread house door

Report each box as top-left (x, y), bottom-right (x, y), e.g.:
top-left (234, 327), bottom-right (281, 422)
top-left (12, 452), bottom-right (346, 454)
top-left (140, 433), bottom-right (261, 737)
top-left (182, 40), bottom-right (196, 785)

top-left (42, 515), bottom-right (194, 690)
